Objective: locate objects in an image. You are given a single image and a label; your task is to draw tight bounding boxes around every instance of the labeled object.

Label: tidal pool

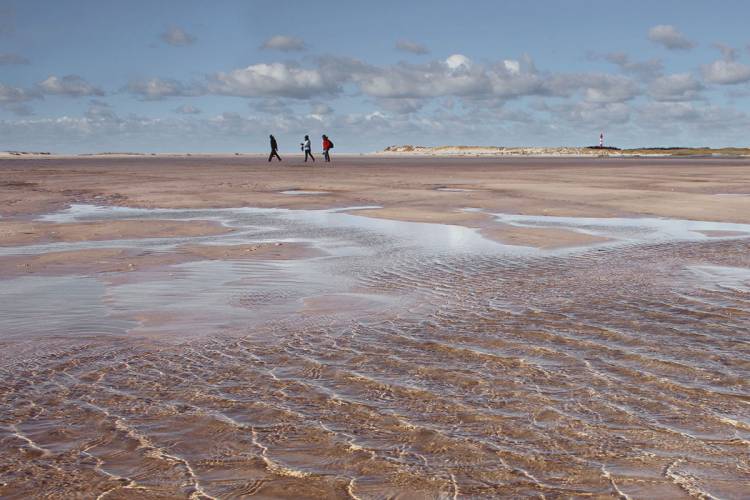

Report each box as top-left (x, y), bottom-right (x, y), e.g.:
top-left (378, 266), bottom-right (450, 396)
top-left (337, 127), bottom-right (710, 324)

top-left (1, 204), bottom-right (749, 498)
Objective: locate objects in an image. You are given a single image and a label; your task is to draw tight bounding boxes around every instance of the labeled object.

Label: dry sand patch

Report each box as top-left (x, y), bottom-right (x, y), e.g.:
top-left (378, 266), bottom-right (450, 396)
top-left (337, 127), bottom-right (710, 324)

top-left (479, 224), bottom-right (611, 249)
top-left (0, 219), bottom-right (232, 246)
top-left (350, 206), bottom-right (609, 248)
top-left (177, 242), bottom-right (324, 260)
top-left (0, 242), bottom-right (319, 277)
top-left (3, 156), bottom-right (750, 226)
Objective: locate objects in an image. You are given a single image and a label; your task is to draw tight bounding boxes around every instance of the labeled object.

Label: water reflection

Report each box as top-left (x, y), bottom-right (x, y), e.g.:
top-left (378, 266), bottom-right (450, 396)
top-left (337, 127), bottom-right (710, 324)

top-left (1, 204), bottom-right (749, 498)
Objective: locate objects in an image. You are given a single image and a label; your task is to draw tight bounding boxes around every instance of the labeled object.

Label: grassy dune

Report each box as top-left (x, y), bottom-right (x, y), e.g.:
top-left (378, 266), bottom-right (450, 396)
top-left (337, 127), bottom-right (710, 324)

top-left (616, 147), bottom-right (750, 156)
top-left (382, 145), bottom-right (750, 157)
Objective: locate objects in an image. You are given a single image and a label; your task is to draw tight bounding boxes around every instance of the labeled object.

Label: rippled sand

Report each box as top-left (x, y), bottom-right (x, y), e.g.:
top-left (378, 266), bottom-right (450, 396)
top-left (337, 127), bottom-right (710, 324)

top-left (1, 200), bottom-right (749, 499)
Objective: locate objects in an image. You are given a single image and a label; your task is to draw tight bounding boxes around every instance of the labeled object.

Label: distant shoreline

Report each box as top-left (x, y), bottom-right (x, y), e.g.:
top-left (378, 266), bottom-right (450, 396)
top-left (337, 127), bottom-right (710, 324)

top-left (3, 145), bottom-right (750, 159)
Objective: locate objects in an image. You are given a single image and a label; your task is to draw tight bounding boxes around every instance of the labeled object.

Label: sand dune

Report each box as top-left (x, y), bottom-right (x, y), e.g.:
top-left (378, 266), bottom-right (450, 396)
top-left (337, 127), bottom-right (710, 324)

top-left (380, 144), bottom-right (750, 157)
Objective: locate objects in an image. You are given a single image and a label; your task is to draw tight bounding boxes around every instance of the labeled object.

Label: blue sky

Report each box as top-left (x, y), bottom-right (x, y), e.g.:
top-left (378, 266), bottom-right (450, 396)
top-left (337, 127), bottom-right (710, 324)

top-left (2, 0), bottom-right (750, 153)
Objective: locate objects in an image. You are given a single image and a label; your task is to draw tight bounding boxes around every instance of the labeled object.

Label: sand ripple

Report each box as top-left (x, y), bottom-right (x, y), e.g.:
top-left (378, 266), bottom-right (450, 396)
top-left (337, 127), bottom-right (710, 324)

top-left (1, 206), bottom-right (749, 498)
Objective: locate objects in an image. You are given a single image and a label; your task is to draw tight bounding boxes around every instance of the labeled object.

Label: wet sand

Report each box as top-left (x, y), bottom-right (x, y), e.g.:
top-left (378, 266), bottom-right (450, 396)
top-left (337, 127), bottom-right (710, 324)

top-left (2, 155), bottom-right (750, 222)
top-left (0, 243), bottom-right (321, 278)
top-left (1, 156), bottom-right (749, 498)
top-left (0, 219), bottom-right (232, 247)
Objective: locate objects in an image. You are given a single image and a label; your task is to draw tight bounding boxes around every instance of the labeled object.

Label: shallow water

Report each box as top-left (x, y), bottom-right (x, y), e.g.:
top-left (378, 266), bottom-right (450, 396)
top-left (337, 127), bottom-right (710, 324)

top-left (1, 205), bottom-right (749, 498)
top-left (435, 187), bottom-right (478, 192)
top-left (279, 190), bottom-right (330, 196)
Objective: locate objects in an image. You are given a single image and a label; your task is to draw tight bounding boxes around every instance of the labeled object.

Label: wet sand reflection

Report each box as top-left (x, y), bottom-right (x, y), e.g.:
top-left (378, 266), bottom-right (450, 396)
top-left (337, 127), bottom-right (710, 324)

top-left (1, 205), bottom-right (749, 498)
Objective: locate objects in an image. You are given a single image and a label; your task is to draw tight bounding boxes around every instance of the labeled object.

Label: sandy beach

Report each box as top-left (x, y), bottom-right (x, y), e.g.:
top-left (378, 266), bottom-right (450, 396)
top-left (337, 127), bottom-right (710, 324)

top-left (1, 155), bottom-right (749, 498)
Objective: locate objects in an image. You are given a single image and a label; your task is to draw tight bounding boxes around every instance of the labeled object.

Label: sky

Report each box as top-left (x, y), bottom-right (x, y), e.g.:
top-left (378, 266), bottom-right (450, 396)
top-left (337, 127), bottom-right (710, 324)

top-left (2, 0), bottom-right (750, 153)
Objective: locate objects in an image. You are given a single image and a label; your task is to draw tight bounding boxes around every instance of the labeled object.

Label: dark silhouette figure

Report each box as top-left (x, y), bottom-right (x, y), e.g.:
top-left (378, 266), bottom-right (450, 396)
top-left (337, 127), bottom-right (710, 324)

top-left (322, 134), bottom-right (333, 163)
top-left (301, 135), bottom-right (315, 162)
top-left (268, 135), bottom-right (281, 162)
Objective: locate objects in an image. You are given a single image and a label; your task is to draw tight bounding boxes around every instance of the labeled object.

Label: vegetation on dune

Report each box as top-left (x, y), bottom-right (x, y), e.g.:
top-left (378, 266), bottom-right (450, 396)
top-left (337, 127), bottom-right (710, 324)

top-left (383, 145), bottom-right (750, 157)
top-left (618, 147), bottom-right (750, 156)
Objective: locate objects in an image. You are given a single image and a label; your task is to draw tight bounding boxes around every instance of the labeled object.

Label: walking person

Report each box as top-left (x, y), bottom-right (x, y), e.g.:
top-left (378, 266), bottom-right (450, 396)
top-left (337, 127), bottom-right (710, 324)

top-left (268, 134), bottom-right (282, 162)
top-left (322, 134), bottom-right (334, 163)
top-left (300, 135), bottom-right (315, 162)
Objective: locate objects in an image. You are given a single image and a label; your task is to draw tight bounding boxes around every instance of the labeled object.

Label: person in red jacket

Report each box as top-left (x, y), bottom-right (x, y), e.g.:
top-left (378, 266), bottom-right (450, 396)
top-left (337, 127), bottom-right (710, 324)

top-left (322, 134), bottom-right (333, 163)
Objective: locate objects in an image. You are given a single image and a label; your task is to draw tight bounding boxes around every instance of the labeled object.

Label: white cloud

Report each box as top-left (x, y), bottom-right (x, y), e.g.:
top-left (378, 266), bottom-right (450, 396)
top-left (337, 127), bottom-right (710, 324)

top-left (0, 83), bottom-right (39, 116)
top-left (488, 57), bottom-right (547, 98)
top-left (310, 103), bottom-right (333, 115)
top-left (578, 74), bottom-right (640, 103)
top-left (161, 26), bottom-right (196, 46)
top-left (701, 59), bottom-right (750, 85)
top-left (598, 52), bottom-right (663, 78)
top-left (126, 78), bottom-right (201, 100)
top-left (349, 55), bottom-right (638, 103)
top-left (648, 73), bottom-right (704, 101)
top-left (395, 40), bottom-right (429, 55)
top-left (38, 75), bottom-right (104, 97)
top-left (251, 98), bottom-right (291, 114)
top-left (638, 102), bottom-right (750, 134)
top-left (0, 83), bottom-right (37, 103)
top-left (375, 97), bottom-right (425, 114)
top-left (84, 99), bottom-right (118, 121)
top-left (357, 67), bottom-right (483, 98)
top-left (260, 35), bottom-right (306, 52)
top-left (540, 100), bottom-right (632, 127)
top-left (648, 25), bottom-right (694, 50)
top-left (640, 101), bottom-right (700, 123)
top-left (17, 41), bottom-right (750, 151)
top-left (700, 44), bottom-right (750, 85)
top-left (355, 57), bottom-right (490, 98)
top-left (119, 54), bottom-right (640, 108)
top-left (5, 93), bottom-right (749, 153)
top-left (445, 54), bottom-right (472, 71)
top-left (209, 63), bottom-right (337, 98)
top-left (713, 43), bottom-right (737, 61)
top-left (502, 60), bottom-right (520, 75)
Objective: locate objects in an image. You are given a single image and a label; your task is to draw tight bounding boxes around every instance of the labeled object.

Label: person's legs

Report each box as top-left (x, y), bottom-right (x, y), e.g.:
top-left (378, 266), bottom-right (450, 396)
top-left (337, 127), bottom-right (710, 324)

top-left (273, 150), bottom-right (282, 161)
top-left (309, 151), bottom-right (315, 162)
top-left (324, 149), bottom-right (330, 162)
top-left (268, 151), bottom-right (274, 162)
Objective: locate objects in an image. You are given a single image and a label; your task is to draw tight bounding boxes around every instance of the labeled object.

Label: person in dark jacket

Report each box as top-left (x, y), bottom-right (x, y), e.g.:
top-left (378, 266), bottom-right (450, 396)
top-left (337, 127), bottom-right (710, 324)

top-left (322, 134), bottom-right (333, 163)
top-left (268, 135), bottom-right (281, 162)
